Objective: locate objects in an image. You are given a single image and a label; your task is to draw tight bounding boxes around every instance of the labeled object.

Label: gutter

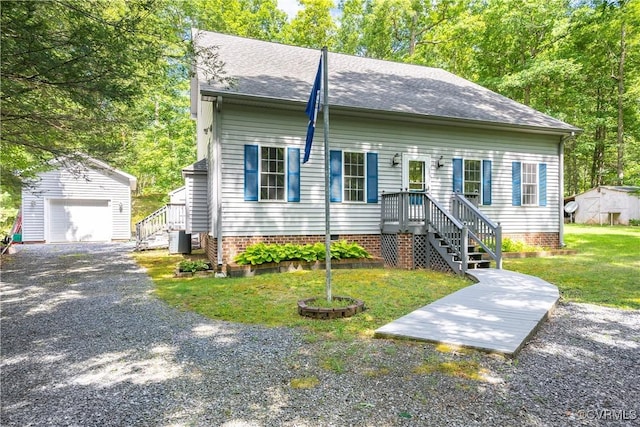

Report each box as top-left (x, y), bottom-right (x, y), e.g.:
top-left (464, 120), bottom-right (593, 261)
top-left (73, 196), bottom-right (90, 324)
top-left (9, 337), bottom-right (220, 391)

top-left (558, 131), bottom-right (577, 248)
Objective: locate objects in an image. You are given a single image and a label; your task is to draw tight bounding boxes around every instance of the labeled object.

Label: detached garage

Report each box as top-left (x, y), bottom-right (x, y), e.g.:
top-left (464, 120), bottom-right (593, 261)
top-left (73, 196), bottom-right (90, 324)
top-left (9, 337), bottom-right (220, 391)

top-left (21, 157), bottom-right (137, 243)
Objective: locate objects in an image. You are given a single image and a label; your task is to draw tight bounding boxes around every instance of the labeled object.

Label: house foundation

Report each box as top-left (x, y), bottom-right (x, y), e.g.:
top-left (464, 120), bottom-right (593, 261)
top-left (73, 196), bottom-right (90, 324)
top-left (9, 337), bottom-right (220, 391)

top-left (505, 232), bottom-right (560, 249)
top-left (201, 231), bottom-right (560, 273)
top-left (202, 233), bottom-right (382, 269)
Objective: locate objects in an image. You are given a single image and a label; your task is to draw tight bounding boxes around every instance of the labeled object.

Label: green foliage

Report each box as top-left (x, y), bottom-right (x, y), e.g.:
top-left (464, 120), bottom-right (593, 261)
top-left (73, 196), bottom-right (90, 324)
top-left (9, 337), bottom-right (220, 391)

top-left (234, 241), bottom-right (371, 265)
top-left (500, 238), bottom-right (544, 253)
top-left (0, 192), bottom-right (19, 236)
top-left (1, 0), bottom-right (175, 197)
top-left (629, 219), bottom-right (640, 226)
top-left (506, 224), bottom-right (640, 309)
top-left (183, 0), bottom-right (287, 42)
top-left (178, 259), bottom-right (211, 272)
top-left (330, 240), bottom-right (371, 260)
top-left (133, 250), bottom-right (471, 339)
top-left (283, 0), bottom-right (337, 48)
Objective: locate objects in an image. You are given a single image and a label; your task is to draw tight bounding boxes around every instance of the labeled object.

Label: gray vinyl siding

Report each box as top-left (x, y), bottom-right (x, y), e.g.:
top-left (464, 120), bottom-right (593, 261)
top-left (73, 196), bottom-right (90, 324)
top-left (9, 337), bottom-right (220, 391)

top-left (217, 103), bottom-right (561, 237)
top-left (185, 173), bottom-right (209, 233)
top-left (21, 166), bottom-right (133, 242)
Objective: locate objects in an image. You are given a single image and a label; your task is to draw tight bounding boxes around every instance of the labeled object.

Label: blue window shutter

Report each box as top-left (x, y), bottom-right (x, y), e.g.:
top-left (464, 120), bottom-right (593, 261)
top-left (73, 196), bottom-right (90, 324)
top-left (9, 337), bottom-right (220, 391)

top-left (330, 150), bottom-right (342, 202)
top-left (482, 160), bottom-right (492, 206)
top-left (512, 161), bottom-right (521, 206)
top-left (244, 145), bottom-right (258, 201)
top-left (287, 147), bottom-right (300, 202)
top-left (452, 158), bottom-right (463, 193)
top-left (539, 163), bottom-right (547, 207)
top-left (366, 152), bottom-right (378, 203)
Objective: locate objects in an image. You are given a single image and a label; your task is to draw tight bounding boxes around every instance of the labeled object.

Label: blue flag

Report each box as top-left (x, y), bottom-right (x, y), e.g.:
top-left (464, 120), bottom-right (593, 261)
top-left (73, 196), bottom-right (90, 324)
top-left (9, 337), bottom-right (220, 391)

top-left (304, 55), bottom-right (322, 164)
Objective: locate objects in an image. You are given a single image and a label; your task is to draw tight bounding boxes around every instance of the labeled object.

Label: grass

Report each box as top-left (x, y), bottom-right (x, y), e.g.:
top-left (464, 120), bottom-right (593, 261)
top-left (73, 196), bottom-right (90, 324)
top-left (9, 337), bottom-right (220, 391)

top-left (132, 224), bottom-right (639, 347)
top-left (413, 359), bottom-right (487, 381)
top-left (504, 224), bottom-right (640, 309)
top-left (132, 193), bottom-right (168, 226)
top-left (132, 250), bottom-right (470, 340)
top-left (290, 376), bottom-right (319, 389)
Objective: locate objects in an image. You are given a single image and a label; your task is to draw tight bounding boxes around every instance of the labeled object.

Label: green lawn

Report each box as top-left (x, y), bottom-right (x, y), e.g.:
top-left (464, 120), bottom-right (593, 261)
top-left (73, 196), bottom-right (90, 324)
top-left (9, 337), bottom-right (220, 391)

top-left (132, 250), bottom-right (470, 340)
top-left (133, 224), bottom-right (639, 342)
top-left (504, 224), bottom-right (640, 309)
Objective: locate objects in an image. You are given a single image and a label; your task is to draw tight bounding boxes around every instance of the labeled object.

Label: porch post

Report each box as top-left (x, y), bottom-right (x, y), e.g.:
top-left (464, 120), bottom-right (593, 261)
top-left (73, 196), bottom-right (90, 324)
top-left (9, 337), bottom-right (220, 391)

top-left (461, 225), bottom-right (469, 274)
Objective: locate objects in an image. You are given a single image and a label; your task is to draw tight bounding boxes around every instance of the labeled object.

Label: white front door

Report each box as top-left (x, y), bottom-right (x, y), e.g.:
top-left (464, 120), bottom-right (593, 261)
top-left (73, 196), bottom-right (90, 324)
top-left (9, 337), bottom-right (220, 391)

top-left (402, 154), bottom-right (431, 193)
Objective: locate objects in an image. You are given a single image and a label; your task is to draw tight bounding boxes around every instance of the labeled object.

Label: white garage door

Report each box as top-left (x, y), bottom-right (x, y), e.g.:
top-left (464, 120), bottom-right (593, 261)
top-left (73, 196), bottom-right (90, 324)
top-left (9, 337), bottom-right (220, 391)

top-left (48, 199), bottom-right (112, 242)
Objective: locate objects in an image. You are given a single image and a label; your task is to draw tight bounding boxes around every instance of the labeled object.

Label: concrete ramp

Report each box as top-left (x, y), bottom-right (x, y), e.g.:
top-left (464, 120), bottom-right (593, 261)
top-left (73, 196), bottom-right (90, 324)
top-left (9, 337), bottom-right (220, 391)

top-left (374, 269), bottom-right (559, 356)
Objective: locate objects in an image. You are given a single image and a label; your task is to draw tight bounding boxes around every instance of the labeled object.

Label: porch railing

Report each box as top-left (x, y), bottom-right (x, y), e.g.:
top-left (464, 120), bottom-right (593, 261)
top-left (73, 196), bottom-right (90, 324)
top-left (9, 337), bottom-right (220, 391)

top-left (381, 191), bottom-right (466, 268)
top-left (450, 193), bottom-right (502, 269)
top-left (381, 191), bottom-right (502, 272)
top-left (135, 203), bottom-right (185, 246)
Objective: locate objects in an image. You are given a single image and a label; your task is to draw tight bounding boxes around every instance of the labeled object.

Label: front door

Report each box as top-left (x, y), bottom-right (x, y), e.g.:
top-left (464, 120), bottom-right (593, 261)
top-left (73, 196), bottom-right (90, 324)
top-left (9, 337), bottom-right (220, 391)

top-left (402, 154), bottom-right (431, 221)
top-left (402, 154), bottom-right (431, 193)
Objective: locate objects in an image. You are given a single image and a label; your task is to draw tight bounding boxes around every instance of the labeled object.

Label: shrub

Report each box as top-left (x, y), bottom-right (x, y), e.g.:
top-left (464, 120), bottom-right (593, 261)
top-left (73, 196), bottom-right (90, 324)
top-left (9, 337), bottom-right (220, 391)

top-left (234, 241), bottom-right (371, 265)
top-left (178, 259), bottom-right (211, 272)
top-left (629, 219), bottom-right (640, 226)
top-left (501, 237), bottom-right (542, 253)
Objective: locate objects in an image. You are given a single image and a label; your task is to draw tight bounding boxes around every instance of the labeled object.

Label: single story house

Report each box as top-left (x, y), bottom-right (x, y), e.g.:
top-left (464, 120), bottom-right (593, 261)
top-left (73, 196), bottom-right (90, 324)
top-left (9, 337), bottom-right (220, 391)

top-left (21, 156), bottom-right (137, 243)
top-left (574, 186), bottom-right (640, 225)
top-left (187, 30), bottom-right (580, 271)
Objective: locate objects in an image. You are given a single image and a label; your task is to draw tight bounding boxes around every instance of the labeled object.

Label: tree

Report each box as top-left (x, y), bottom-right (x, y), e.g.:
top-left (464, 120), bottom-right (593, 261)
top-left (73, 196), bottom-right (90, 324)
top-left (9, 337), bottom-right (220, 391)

top-left (1, 0), bottom-right (172, 199)
top-left (284, 0), bottom-right (337, 49)
top-left (180, 0), bottom-right (287, 41)
top-left (562, 0), bottom-right (639, 191)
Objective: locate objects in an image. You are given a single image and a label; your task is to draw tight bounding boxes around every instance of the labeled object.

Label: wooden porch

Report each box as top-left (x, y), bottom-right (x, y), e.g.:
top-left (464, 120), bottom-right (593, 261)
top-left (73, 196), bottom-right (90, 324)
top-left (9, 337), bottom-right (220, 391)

top-left (380, 192), bottom-right (502, 274)
top-left (135, 203), bottom-right (186, 250)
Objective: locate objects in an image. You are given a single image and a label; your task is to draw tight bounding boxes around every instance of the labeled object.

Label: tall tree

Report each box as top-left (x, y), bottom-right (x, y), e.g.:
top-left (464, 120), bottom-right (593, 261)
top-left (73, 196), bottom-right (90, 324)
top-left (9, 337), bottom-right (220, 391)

top-left (1, 0), bottom-right (171, 198)
top-left (180, 0), bottom-right (287, 41)
top-left (563, 0), bottom-right (639, 190)
top-left (284, 0), bottom-right (337, 49)
top-left (336, 0), bottom-right (467, 64)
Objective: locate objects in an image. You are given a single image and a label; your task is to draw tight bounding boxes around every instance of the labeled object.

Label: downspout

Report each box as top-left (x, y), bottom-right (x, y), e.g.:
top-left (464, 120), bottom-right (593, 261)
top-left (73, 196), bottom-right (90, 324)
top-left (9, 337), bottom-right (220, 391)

top-left (215, 96), bottom-right (224, 268)
top-left (559, 131), bottom-right (575, 248)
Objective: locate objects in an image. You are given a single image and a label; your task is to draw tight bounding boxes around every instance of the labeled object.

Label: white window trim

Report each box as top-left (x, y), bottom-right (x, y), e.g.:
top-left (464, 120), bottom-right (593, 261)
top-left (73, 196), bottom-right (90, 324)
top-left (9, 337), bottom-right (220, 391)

top-left (343, 151), bottom-right (367, 204)
top-left (258, 145), bottom-right (287, 203)
top-left (463, 158), bottom-right (483, 204)
top-left (521, 162), bottom-right (539, 207)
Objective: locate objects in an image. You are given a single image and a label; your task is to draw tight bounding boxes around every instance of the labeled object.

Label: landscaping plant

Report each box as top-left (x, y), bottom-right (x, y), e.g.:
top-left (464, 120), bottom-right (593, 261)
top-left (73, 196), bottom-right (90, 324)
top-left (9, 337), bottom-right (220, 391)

top-left (177, 259), bottom-right (211, 273)
top-left (234, 241), bottom-right (371, 266)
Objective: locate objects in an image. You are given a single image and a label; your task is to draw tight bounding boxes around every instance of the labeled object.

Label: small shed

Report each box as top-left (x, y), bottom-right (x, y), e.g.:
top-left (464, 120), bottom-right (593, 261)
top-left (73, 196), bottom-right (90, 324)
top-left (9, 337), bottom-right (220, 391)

top-left (574, 186), bottom-right (640, 225)
top-left (21, 157), bottom-right (137, 243)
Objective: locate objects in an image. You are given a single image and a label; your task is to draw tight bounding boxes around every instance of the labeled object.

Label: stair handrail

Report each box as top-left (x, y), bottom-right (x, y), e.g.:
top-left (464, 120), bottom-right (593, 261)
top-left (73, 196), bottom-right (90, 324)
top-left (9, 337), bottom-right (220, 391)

top-left (135, 205), bottom-right (168, 246)
top-left (382, 191), bottom-right (487, 274)
top-left (450, 193), bottom-right (502, 269)
top-left (423, 193), bottom-right (467, 268)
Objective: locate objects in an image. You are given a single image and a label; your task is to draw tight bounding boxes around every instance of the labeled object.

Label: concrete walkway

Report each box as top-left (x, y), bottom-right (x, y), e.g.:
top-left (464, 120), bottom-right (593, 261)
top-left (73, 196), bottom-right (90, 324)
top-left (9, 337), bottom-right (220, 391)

top-left (374, 269), bottom-right (559, 356)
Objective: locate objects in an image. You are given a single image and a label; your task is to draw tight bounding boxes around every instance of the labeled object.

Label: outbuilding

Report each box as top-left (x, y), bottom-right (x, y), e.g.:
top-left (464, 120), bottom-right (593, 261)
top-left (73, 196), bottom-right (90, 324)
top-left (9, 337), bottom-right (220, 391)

top-left (21, 157), bottom-right (137, 243)
top-left (574, 186), bottom-right (640, 225)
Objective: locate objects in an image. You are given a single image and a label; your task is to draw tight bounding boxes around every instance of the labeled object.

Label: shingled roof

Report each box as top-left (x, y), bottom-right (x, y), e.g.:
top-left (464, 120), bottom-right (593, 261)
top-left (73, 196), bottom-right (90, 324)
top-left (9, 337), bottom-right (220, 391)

top-left (193, 29), bottom-right (579, 134)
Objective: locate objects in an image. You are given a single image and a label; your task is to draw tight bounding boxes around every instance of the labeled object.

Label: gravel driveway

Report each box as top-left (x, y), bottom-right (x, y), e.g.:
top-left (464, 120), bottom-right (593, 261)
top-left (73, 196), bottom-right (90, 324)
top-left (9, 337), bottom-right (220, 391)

top-left (1, 243), bottom-right (638, 426)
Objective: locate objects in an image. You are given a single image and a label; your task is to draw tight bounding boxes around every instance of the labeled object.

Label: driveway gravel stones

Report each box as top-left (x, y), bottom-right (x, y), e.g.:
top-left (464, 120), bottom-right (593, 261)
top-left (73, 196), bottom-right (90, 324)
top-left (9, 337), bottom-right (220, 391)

top-left (1, 243), bottom-right (638, 426)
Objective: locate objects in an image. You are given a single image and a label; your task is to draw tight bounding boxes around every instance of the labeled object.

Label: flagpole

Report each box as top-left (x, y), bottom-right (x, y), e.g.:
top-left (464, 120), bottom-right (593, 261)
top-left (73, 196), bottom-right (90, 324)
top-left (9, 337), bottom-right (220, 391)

top-left (322, 46), bottom-right (331, 302)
